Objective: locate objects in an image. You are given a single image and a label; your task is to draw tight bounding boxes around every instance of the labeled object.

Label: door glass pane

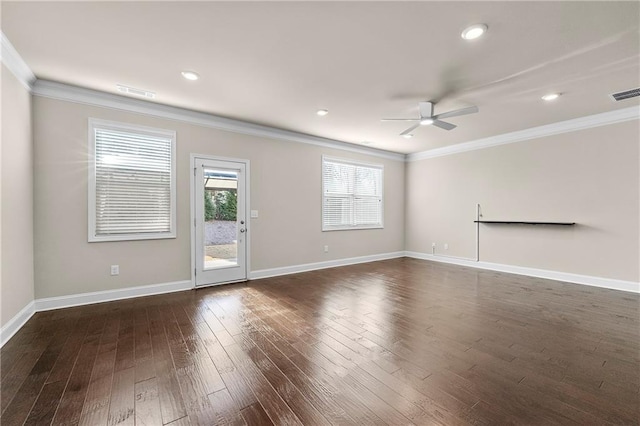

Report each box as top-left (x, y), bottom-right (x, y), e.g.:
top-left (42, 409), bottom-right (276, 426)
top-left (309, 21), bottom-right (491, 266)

top-left (203, 168), bottom-right (238, 270)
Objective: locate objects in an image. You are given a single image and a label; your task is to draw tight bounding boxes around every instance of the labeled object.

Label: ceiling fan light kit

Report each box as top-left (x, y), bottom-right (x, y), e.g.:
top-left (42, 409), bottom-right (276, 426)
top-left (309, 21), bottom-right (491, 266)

top-left (382, 101), bottom-right (479, 136)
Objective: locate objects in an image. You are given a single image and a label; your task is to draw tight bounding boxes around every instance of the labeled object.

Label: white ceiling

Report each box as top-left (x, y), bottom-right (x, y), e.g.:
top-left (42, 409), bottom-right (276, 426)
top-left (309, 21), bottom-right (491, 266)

top-left (3, 1), bottom-right (639, 154)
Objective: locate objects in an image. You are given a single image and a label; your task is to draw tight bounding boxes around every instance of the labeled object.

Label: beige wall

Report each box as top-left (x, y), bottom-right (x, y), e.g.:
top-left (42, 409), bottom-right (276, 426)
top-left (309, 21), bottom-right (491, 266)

top-left (406, 120), bottom-right (640, 282)
top-left (33, 97), bottom-right (405, 299)
top-left (24, 89), bottom-right (640, 303)
top-left (1, 65), bottom-right (35, 326)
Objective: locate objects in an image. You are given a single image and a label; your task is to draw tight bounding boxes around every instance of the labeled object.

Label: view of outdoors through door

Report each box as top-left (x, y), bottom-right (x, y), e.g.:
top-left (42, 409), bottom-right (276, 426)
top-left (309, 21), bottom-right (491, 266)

top-left (194, 157), bottom-right (246, 287)
top-left (203, 168), bottom-right (238, 270)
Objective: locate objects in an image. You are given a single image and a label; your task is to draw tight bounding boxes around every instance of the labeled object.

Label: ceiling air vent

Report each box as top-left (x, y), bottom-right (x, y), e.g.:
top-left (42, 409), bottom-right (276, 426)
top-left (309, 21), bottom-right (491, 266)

top-left (610, 87), bottom-right (640, 102)
top-left (116, 84), bottom-right (156, 99)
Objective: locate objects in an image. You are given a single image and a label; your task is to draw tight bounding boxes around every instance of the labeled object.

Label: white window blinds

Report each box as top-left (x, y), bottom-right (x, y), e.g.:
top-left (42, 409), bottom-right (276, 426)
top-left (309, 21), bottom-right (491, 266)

top-left (322, 156), bottom-right (383, 231)
top-left (89, 119), bottom-right (176, 242)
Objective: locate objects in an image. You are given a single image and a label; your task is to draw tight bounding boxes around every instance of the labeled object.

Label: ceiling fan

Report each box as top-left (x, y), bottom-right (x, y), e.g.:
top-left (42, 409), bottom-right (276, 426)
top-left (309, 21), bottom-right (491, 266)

top-left (382, 101), bottom-right (479, 136)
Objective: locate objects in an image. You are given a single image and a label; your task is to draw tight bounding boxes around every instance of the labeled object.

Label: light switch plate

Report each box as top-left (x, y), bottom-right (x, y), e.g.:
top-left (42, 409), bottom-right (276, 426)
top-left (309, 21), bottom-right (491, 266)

top-left (250, 210), bottom-right (259, 218)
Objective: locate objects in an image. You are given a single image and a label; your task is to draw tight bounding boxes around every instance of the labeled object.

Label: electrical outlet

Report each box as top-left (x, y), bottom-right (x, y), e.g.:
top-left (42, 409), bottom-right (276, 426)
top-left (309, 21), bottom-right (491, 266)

top-left (444, 243), bottom-right (449, 250)
top-left (324, 245), bottom-right (329, 253)
top-left (110, 265), bottom-right (119, 276)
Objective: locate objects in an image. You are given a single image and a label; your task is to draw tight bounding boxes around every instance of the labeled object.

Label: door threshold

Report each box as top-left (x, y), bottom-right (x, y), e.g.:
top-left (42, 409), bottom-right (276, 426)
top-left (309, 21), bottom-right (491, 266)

top-left (195, 278), bottom-right (248, 289)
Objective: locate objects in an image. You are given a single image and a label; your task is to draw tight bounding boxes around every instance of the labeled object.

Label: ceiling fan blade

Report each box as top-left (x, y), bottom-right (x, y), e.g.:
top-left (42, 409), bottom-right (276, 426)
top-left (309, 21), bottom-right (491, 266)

top-left (380, 118), bottom-right (420, 122)
top-left (432, 120), bottom-right (456, 131)
top-left (400, 123), bottom-right (421, 136)
top-left (434, 105), bottom-right (478, 120)
top-left (418, 101), bottom-right (434, 118)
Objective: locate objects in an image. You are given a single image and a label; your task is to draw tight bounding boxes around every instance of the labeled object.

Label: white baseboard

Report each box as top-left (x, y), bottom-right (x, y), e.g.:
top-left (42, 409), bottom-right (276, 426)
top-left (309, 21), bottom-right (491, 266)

top-left (1, 301), bottom-right (36, 347)
top-left (34, 280), bottom-right (193, 312)
top-left (405, 251), bottom-right (640, 293)
top-left (249, 251), bottom-right (405, 280)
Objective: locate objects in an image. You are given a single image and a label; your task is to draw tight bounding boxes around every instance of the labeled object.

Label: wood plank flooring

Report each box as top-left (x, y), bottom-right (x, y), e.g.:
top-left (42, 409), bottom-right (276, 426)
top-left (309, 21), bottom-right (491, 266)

top-left (1, 258), bottom-right (639, 425)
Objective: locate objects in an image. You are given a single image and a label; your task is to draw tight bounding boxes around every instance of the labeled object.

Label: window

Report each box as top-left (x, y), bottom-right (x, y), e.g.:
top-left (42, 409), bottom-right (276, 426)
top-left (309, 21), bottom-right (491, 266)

top-left (88, 119), bottom-right (176, 242)
top-left (322, 156), bottom-right (383, 231)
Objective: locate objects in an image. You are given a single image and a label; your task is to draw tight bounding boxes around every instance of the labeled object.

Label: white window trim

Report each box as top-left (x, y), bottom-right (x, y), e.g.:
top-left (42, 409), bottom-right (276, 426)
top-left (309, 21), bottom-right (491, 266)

top-left (88, 118), bottom-right (177, 242)
top-left (322, 155), bottom-right (384, 232)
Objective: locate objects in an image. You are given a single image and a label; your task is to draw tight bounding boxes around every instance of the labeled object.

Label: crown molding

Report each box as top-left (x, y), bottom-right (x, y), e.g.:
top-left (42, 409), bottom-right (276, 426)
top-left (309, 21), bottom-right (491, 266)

top-left (1, 32), bottom-right (36, 90)
top-left (407, 105), bottom-right (640, 162)
top-left (31, 80), bottom-right (405, 162)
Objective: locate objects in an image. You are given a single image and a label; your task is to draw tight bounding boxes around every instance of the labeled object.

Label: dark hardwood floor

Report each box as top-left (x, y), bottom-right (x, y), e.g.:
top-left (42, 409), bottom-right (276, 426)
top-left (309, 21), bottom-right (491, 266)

top-left (1, 258), bottom-right (638, 425)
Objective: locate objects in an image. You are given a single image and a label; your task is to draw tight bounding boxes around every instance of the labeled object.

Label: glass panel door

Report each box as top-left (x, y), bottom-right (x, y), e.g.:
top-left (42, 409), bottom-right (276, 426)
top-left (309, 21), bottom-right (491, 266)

top-left (194, 158), bottom-right (247, 286)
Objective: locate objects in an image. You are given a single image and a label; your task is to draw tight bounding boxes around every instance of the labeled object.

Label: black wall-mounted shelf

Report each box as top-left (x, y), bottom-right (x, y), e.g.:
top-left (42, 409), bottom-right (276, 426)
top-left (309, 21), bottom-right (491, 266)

top-left (474, 220), bottom-right (576, 226)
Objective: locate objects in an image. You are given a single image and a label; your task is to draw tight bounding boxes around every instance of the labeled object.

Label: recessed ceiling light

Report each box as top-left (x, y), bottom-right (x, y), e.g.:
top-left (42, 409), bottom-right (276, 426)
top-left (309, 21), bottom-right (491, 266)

top-left (420, 118), bottom-right (434, 126)
top-left (461, 24), bottom-right (488, 40)
top-left (316, 109), bottom-right (329, 116)
top-left (181, 71), bottom-right (199, 81)
top-left (403, 134), bottom-right (414, 139)
top-left (541, 93), bottom-right (561, 101)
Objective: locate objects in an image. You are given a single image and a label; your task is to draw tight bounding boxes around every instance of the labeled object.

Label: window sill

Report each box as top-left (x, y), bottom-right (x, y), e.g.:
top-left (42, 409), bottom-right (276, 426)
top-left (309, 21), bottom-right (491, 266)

top-left (322, 225), bottom-right (384, 232)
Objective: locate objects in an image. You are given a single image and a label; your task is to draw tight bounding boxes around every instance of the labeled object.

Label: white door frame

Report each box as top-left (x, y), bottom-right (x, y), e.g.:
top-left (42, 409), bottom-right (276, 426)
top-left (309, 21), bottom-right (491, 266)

top-left (190, 154), bottom-right (251, 288)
